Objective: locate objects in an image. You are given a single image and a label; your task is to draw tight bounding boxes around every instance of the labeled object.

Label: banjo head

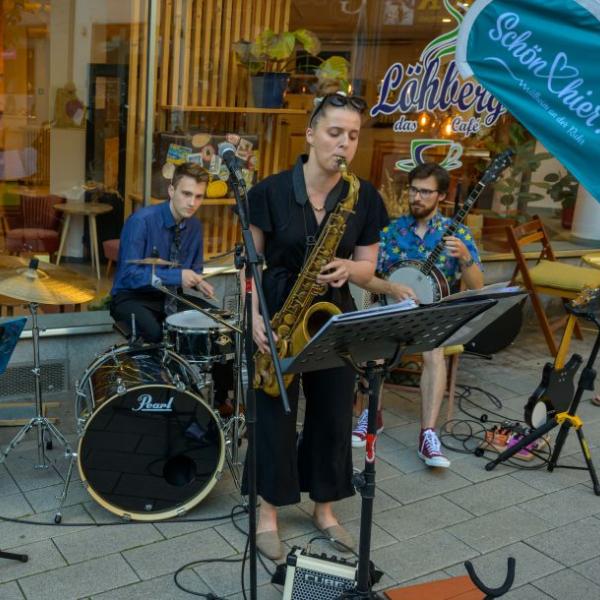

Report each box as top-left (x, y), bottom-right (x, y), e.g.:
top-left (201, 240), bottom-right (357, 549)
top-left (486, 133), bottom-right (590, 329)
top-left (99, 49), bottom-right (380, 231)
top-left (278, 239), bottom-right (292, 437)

top-left (386, 263), bottom-right (439, 304)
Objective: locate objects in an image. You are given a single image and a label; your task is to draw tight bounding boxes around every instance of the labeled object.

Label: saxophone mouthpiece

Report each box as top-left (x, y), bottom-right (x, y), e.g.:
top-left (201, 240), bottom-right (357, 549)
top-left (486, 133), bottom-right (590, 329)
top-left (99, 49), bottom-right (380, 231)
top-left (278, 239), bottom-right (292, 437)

top-left (337, 156), bottom-right (348, 172)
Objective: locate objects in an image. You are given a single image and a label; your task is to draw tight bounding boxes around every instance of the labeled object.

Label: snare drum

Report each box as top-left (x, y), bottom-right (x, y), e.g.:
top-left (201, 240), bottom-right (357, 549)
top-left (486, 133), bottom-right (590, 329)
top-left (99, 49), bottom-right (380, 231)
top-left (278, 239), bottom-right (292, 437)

top-left (75, 344), bottom-right (224, 520)
top-left (164, 310), bottom-right (236, 366)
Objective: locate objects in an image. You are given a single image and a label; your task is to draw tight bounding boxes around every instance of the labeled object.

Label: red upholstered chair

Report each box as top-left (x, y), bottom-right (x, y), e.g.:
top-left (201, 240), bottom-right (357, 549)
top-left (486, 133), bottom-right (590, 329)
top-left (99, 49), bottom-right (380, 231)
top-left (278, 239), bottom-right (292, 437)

top-left (102, 238), bottom-right (120, 277)
top-left (5, 195), bottom-right (64, 258)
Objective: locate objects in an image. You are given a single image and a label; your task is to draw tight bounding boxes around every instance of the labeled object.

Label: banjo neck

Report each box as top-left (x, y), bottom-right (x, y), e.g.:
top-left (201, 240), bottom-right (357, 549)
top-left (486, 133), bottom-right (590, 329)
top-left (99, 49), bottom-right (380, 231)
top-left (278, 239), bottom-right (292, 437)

top-left (419, 179), bottom-right (486, 276)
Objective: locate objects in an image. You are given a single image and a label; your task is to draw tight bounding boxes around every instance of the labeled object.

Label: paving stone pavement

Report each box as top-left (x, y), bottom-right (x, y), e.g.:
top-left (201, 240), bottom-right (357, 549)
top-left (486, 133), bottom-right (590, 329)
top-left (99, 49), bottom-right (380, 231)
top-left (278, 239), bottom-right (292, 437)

top-left (1, 323), bottom-right (600, 598)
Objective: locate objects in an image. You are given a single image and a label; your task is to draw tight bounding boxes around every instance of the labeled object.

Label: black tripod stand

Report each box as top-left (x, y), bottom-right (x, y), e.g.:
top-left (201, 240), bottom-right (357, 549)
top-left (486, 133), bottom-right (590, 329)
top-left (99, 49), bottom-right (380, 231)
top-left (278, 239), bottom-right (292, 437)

top-left (485, 300), bottom-right (600, 496)
top-left (0, 549), bottom-right (28, 563)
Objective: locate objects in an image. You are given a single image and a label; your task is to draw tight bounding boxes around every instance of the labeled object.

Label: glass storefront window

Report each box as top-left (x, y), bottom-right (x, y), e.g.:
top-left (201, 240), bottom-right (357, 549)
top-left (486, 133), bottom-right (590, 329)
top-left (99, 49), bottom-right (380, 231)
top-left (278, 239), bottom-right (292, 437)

top-left (1, 0), bottom-right (598, 320)
top-left (1, 0), bottom-right (146, 301)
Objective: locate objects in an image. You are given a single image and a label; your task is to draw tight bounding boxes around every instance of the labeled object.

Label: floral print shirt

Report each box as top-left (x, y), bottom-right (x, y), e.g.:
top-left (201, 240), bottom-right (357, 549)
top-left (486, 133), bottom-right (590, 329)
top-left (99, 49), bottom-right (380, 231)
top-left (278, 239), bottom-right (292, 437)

top-left (377, 213), bottom-right (482, 288)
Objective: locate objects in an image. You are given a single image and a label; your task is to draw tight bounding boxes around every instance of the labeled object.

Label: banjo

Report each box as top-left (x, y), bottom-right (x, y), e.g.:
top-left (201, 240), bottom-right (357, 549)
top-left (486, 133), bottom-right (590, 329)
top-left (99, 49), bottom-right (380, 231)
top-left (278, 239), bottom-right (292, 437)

top-left (383, 150), bottom-right (514, 305)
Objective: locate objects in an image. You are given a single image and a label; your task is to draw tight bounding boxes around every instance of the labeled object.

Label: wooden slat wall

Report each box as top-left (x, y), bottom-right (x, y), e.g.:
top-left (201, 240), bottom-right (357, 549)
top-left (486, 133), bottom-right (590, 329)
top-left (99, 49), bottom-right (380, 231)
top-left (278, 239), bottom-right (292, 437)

top-left (127, 0), bottom-right (292, 256)
top-left (157, 0), bottom-right (291, 108)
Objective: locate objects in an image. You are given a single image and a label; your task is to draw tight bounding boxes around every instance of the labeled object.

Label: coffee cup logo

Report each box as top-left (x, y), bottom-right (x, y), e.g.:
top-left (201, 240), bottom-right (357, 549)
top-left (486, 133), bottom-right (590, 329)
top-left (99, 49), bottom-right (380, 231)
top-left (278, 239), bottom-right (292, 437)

top-left (395, 139), bottom-right (463, 173)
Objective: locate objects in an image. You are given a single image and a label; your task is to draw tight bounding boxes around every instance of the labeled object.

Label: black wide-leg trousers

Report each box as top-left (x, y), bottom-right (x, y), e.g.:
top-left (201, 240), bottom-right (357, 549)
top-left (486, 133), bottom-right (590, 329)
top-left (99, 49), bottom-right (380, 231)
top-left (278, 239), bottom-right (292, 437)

top-left (243, 363), bottom-right (356, 507)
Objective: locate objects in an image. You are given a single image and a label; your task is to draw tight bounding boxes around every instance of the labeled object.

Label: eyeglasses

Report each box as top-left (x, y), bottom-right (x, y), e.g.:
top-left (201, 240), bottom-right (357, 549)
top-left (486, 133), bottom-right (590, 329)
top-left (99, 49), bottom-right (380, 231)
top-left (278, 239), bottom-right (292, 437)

top-left (407, 186), bottom-right (439, 200)
top-left (309, 93), bottom-right (368, 127)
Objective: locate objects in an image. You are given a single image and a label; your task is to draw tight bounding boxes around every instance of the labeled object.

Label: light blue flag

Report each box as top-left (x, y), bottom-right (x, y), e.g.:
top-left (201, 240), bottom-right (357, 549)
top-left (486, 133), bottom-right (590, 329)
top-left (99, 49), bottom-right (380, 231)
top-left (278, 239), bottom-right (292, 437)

top-left (456, 0), bottom-right (600, 201)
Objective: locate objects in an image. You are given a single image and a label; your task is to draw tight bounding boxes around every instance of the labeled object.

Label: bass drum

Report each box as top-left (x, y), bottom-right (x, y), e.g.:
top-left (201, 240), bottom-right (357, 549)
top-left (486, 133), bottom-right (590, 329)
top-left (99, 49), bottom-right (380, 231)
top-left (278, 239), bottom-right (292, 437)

top-left (75, 344), bottom-right (224, 521)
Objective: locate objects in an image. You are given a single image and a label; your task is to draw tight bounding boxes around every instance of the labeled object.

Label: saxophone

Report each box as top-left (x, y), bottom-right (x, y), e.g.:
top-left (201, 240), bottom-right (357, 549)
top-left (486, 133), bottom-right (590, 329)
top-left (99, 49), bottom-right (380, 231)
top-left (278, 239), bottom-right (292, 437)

top-left (254, 158), bottom-right (360, 397)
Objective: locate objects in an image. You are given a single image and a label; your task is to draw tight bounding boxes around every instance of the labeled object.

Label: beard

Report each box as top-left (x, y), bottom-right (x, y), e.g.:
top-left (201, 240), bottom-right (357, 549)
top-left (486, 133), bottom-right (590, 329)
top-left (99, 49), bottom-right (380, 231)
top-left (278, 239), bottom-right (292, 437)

top-left (409, 203), bottom-right (436, 220)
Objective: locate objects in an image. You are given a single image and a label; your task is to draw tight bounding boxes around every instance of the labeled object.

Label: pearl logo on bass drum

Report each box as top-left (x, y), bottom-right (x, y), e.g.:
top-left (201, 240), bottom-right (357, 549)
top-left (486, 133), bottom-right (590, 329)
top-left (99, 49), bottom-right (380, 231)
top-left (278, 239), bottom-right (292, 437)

top-left (133, 394), bottom-right (175, 412)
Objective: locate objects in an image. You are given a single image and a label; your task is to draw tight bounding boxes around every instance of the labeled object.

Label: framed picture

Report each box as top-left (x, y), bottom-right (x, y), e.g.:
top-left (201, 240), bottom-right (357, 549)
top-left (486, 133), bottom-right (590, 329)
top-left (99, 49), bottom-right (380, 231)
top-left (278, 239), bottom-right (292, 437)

top-left (152, 132), bottom-right (259, 200)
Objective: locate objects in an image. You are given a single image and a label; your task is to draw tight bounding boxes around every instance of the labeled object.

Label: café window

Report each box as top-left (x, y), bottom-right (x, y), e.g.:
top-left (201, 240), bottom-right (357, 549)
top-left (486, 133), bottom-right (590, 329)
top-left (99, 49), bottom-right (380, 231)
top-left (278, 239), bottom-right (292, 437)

top-left (1, 0), bottom-right (598, 320)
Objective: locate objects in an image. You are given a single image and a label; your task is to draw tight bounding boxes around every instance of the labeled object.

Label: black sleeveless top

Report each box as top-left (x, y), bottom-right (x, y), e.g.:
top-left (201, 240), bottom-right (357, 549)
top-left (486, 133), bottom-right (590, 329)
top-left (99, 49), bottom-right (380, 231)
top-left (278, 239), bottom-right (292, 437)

top-left (248, 155), bottom-right (389, 315)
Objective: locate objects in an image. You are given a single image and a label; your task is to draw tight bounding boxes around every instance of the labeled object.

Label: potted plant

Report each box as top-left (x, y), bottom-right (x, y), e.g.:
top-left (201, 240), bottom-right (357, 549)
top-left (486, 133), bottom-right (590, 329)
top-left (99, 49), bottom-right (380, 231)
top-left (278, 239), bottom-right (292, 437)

top-left (535, 170), bottom-right (579, 229)
top-left (234, 28), bottom-right (321, 108)
top-left (313, 55), bottom-right (351, 95)
top-left (482, 122), bottom-right (552, 217)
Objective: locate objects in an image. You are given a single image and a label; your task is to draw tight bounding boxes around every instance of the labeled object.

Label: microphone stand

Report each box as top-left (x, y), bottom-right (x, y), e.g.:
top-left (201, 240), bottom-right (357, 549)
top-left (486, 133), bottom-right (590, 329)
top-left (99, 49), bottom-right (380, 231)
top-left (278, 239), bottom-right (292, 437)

top-left (227, 166), bottom-right (291, 600)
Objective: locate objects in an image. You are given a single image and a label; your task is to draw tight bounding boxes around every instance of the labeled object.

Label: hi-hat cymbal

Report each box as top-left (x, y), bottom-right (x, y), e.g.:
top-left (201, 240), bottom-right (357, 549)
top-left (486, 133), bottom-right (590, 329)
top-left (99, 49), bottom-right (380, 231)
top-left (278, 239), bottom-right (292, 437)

top-left (0, 259), bottom-right (96, 305)
top-left (127, 257), bottom-right (179, 266)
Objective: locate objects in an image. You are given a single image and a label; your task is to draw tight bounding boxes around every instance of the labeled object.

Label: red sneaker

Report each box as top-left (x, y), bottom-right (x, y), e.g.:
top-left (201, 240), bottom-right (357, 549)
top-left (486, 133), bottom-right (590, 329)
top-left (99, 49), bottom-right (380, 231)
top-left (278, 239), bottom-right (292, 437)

top-left (418, 428), bottom-right (450, 468)
top-left (352, 409), bottom-right (384, 448)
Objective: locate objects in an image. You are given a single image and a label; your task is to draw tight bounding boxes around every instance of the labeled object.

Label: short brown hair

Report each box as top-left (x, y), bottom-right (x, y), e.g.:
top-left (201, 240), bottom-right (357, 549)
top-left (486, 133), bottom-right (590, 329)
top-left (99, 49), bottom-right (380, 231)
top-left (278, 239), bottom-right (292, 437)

top-left (408, 162), bottom-right (450, 194)
top-left (171, 162), bottom-right (209, 189)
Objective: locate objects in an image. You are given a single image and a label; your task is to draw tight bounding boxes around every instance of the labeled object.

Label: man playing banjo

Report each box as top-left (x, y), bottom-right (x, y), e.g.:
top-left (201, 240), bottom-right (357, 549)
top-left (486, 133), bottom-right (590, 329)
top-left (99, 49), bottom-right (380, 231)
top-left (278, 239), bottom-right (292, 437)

top-left (354, 162), bottom-right (483, 468)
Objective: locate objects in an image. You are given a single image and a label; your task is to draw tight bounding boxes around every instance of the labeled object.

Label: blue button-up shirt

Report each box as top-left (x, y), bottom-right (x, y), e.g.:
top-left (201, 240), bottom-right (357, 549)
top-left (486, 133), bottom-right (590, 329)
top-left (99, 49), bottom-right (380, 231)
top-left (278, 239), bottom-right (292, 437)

top-left (377, 213), bottom-right (481, 288)
top-left (111, 201), bottom-right (204, 296)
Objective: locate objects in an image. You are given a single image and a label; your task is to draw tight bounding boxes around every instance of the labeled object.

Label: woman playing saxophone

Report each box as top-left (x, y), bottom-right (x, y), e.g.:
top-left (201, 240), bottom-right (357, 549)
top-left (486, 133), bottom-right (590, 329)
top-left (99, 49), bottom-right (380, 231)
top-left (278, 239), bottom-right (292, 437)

top-left (241, 85), bottom-right (389, 560)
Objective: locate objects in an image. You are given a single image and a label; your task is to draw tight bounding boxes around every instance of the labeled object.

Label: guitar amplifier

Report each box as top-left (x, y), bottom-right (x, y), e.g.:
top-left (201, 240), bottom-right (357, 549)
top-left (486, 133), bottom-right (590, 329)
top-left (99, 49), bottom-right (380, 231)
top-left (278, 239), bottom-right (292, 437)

top-left (282, 547), bottom-right (357, 599)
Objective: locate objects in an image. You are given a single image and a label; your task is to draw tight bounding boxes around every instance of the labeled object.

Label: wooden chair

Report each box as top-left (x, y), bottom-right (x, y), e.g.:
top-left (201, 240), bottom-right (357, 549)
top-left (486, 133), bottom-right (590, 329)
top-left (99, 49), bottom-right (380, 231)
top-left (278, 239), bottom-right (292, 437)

top-left (102, 238), bottom-right (120, 277)
top-left (481, 215), bottom-right (518, 252)
top-left (506, 216), bottom-right (600, 356)
top-left (5, 194), bottom-right (65, 259)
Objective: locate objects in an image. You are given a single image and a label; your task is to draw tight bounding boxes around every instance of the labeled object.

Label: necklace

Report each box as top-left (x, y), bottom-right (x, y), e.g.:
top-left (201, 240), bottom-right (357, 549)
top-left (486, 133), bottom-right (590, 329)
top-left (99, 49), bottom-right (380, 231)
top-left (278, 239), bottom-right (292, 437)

top-left (309, 200), bottom-right (326, 213)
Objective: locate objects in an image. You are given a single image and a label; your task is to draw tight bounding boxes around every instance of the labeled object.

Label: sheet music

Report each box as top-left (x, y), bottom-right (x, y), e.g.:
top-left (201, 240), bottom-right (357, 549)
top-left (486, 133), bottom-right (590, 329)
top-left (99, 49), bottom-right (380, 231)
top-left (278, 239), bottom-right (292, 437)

top-left (334, 298), bottom-right (418, 322)
top-left (441, 282), bottom-right (521, 302)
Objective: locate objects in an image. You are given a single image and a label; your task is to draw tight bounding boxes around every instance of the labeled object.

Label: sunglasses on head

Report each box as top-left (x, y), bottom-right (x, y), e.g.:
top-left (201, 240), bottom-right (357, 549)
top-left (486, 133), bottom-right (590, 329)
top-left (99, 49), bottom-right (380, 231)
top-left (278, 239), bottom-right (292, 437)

top-left (309, 93), bottom-right (367, 127)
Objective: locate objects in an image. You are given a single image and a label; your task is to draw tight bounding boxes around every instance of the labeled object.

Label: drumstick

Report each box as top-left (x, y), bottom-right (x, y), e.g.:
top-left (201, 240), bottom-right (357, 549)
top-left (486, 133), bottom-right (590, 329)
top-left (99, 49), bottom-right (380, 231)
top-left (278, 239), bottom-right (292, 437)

top-left (196, 285), bottom-right (218, 303)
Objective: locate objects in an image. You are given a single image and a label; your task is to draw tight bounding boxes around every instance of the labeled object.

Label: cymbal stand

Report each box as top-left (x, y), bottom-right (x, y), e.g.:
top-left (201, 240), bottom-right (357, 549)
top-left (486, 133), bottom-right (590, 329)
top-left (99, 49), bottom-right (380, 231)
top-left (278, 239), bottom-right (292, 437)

top-left (0, 303), bottom-right (73, 471)
top-left (0, 549), bottom-right (28, 563)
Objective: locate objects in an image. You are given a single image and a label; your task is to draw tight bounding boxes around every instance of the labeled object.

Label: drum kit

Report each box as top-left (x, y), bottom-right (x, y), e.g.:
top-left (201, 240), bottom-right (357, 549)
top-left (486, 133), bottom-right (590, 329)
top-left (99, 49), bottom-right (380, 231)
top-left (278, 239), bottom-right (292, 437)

top-left (0, 255), bottom-right (246, 524)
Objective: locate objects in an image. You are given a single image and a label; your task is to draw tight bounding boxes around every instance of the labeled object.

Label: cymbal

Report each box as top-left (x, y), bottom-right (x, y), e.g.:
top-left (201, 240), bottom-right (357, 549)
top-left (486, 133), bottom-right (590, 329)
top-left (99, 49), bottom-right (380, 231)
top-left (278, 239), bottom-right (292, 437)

top-left (204, 248), bottom-right (236, 264)
top-left (127, 257), bottom-right (179, 266)
top-left (203, 266), bottom-right (236, 278)
top-left (0, 260), bottom-right (96, 305)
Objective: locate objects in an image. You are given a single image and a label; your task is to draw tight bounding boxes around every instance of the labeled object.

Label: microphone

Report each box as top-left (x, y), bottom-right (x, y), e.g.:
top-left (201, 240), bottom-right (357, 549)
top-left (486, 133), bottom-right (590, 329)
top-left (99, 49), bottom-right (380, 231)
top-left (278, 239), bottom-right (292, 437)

top-left (217, 142), bottom-right (245, 186)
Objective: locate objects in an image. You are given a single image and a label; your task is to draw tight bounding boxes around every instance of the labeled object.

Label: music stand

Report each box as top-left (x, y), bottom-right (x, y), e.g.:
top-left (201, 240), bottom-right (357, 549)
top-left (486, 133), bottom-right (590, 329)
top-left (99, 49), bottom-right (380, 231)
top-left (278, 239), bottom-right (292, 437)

top-left (0, 317), bottom-right (29, 564)
top-left (282, 297), bottom-right (503, 598)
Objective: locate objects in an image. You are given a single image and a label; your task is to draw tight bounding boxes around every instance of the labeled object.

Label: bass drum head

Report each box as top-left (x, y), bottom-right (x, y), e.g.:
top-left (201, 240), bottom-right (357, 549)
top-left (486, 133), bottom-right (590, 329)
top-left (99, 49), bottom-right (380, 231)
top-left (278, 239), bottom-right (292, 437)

top-left (78, 384), bottom-right (224, 521)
